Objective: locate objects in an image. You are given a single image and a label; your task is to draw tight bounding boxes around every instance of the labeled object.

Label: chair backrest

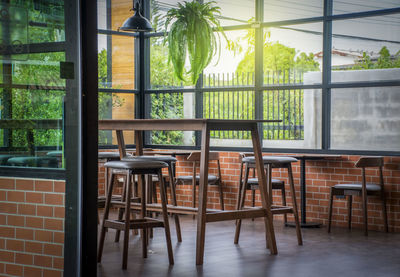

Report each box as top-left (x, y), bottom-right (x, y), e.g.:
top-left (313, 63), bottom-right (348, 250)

top-left (186, 151), bottom-right (219, 162)
top-left (355, 156), bottom-right (384, 168)
top-left (186, 152), bottom-right (221, 180)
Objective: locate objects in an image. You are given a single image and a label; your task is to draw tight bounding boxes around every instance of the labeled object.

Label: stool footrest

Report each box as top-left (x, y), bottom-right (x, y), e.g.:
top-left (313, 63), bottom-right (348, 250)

top-left (271, 205), bottom-right (293, 214)
top-left (103, 217), bottom-right (165, 230)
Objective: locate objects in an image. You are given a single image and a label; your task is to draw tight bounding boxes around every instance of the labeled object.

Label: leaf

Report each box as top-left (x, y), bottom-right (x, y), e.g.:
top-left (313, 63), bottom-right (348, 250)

top-left (164, 0), bottom-right (227, 84)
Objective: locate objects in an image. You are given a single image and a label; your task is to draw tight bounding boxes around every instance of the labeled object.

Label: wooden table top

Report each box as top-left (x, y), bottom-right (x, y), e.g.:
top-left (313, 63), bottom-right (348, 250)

top-left (99, 119), bottom-right (281, 131)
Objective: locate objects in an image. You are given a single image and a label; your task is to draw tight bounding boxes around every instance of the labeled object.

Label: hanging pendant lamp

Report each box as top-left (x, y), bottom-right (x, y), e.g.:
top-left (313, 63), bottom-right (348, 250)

top-left (119, 0), bottom-right (153, 32)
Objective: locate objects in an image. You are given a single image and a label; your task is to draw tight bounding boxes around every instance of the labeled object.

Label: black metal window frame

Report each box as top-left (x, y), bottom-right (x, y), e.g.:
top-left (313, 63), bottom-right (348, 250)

top-left (96, 0), bottom-right (400, 156)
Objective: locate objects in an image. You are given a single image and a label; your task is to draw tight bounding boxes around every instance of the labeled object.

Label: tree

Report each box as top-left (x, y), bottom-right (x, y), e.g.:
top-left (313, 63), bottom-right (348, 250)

top-left (352, 46), bottom-right (400, 69)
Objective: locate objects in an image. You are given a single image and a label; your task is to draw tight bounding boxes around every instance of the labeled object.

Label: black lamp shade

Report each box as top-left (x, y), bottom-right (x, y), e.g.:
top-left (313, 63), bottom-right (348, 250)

top-left (120, 2), bottom-right (153, 32)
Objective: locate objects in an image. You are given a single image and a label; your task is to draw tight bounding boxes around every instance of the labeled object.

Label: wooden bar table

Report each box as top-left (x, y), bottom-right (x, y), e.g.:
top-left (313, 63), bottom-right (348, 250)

top-left (99, 119), bottom-right (280, 265)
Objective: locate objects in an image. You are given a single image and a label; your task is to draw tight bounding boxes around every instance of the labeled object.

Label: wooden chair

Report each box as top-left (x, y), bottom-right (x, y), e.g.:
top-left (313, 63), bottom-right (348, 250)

top-left (97, 159), bottom-right (174, 269)
top-left (175, 151), bottom-right (224, 210)
top-left (328, 156), bottom-right (388, 236)
top-left (237, 153), bottom-right (287, 223)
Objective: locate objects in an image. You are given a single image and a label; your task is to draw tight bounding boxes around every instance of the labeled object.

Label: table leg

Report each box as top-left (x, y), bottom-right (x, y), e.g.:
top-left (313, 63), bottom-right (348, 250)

top-left (286, 158), bottom-right (321, 228)
top-left (250, 125), bottom-right (277, 255)
top-left (300, 158), bottom-right (306, 224)
top-left (196, 124), bottom-right (210, 265)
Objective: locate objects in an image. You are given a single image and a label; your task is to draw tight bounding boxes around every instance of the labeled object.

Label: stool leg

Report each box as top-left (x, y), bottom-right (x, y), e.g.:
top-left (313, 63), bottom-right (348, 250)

top-left (218, 181), bottom-right (225, 210)
top-left (168, 164), bottom-right (182, 242)
top-left (98, 171), bottom-right (115, 263)
top-left (158, 171), bottom-right (174, 265)
top-left (234, 165), bottom-right (250, 244)
top-left (122, 171), bottom-right (133, 269)
top-left (282, 184), bottom-right (287, 224)
top-left (115, 174), bottom-right (127, 242)
top-left (235, 161), bottom-right (244, 212)
top-left (328, 188), bottom-right (334, 233)
top-left (348, 195), bottom-right (352, 230)
top-left (139, 174), bottom-right (148, 258)
top-left (288, 164), bottom-right (302, 245)
top-left (251, 189), bottom-right (255, 221)
top-left (147, 174), bottom-right (154, 240)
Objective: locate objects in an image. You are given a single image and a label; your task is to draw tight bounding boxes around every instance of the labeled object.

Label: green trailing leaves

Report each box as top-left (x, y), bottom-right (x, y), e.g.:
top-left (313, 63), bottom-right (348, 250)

top-left (165, 1), bottom-right (226, 84)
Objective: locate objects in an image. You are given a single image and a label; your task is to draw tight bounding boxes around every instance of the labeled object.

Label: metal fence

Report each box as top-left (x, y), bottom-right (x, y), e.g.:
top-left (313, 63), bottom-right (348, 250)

top-left (203, 70), bottom-right (304, 140)
top-left (149, 70), bottom-right (304, 143)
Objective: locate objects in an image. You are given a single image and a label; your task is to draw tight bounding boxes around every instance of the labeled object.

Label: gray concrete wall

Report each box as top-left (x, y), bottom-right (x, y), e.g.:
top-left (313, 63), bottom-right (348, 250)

top-left (304, 68), bottom-right (400, 151)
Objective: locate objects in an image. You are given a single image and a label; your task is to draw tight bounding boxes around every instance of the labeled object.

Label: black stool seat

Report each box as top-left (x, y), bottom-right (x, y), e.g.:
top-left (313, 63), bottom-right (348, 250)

top-left (99, 152), bottom-right (132, 160)
top-left (243, 156), bottom-right (298, 164)
top-left (247, 178), bottom-right (284, 184)
top-left (333, 183), bottom-right (381, 191)
top-left (105, 160), bottom-right (168, 170)
top-left (122, 155), bottom-right (177, 163)
top-left (176, 174), bottom-right (218, 183)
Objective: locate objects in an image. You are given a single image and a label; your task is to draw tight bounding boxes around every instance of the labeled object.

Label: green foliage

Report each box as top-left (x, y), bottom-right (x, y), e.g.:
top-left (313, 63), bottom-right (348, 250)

top-left (149, 93), bottom-right (185, 145)
top-left (164, 1), bottom-right (228, 84)
top-left (236, 41), bottom-right (320, 77)
top-left (352, 46), bottom-right (400, 69)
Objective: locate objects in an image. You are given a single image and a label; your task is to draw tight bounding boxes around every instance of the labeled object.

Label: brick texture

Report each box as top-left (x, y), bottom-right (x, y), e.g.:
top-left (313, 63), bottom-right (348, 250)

top-left (98, 151), bottom-right (400, 233)
top-left (0, 177), bottom-right (64, 276)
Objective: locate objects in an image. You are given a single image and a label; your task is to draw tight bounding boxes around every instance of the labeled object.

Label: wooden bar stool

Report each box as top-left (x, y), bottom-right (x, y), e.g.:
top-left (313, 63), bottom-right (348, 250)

top-left (237, 153), bottom-right (287, 223)
top-left (97, 159), bottom-right (174, 269)
top-left (235, 156), bottom-right (302, 246)
top-left (122, 155), bottom-right (182, 242)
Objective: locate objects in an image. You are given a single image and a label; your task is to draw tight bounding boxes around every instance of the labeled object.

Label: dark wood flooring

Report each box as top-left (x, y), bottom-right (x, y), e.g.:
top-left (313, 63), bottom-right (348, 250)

top-left (97, 215), bottom-right (400, 277)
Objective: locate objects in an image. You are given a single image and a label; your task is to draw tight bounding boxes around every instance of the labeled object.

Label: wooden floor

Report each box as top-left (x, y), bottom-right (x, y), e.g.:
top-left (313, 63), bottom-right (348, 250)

top-left (97, 215), bottom-right (400, 277)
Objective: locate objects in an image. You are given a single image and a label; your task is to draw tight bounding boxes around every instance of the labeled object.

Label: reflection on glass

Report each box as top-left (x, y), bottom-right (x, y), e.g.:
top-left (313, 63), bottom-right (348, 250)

top-left (332, 15), bottom-right (400, 79)
top-left (206, 0), bottom-right (254, 26)
top-left (147, 92), bottom-right (195, 146)
top-left (264, 23), bottom-right (323, 85)
top-left (331, 87), bottom-right (400, 151)
top-left (264, 0), bottom-right (322, 22)
top-left (333, 0), bottom-right (399, 15)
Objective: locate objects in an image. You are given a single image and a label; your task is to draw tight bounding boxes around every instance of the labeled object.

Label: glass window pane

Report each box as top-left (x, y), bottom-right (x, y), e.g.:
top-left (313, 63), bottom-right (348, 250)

top-left (263, 89), bottom-right (322, 149)
top-left (206, 0), bottom-right (254, 26)
top-left (147, 92), bottom-right (195, 146)
top-left (203, 90), bottom-right (255, 147)
top-left (99, 92), bottom-right (136, 146)
top-left (204, 30), bottom-right (254, 86)
top-left (1, 60), bottom-right (65, 169)
top-left (98, 34), bottom-right (135, 90)
top-left (151, 0), bottom-right (183, 32)
top-left (264, 23), bottom-right (323, 85)
top-left (331, 87), bottom-right (400, 151)
top-left (11, 52), bottom-right (66, 87)
top-left (333, 0), bottom-right (400, 15)
top-left (332, 15), bottom-right (400, 82)
top-left (150, 36), bottom-right (194, 89)
top-left (264, 0), bottom-right (323, 22)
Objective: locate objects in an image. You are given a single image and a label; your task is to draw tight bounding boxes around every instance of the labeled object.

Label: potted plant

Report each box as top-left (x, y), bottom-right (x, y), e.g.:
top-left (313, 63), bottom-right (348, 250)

top-left (164, 0), bottom-right (228, 84)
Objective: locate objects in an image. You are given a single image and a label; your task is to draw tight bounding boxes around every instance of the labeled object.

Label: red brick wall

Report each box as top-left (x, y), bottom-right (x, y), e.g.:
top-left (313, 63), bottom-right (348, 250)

top-left (99, 152), bottom-right (400, 233)
top-left (0, 177), bottom-right (64, 277)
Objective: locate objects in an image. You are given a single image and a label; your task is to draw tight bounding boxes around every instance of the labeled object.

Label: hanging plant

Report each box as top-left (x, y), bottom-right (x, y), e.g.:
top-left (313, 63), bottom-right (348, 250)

top-left (164, 1), bottom-right (228, 84)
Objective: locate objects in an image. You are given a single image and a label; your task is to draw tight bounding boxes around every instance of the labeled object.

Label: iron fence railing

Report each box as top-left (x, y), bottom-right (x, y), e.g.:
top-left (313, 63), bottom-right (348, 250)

top-left (149, 70), bottom-right (305, 143)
